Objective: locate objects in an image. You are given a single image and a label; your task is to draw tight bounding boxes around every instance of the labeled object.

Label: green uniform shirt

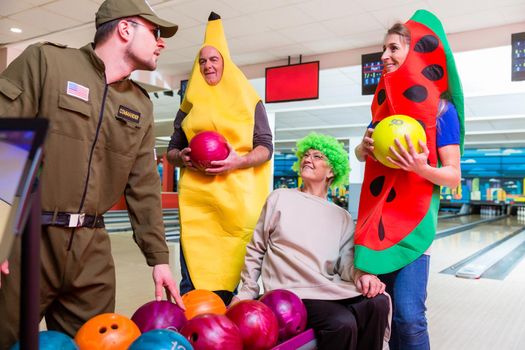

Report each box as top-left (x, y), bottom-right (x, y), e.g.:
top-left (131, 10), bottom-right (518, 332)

top-left (0, 42), bottom-right (168, 265)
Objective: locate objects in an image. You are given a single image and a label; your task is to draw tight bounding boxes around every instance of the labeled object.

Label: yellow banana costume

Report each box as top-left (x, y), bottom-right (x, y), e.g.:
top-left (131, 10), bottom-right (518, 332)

top-left (178, 13), bottom-right (271, 291)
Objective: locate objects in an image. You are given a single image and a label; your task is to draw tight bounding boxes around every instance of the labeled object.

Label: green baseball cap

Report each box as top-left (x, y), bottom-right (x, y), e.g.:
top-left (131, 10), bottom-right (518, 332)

top-left (96, 0), bottom-right (178, 38)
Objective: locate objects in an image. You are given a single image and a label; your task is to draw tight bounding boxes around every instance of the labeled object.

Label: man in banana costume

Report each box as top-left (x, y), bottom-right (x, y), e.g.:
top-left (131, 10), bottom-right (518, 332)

top-left (167, 12), bottom-right (272, 304)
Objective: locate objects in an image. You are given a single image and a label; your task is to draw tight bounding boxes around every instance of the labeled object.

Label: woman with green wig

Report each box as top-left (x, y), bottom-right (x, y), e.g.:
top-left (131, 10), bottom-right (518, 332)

top-left (235, 133), bottom-right (390, 350)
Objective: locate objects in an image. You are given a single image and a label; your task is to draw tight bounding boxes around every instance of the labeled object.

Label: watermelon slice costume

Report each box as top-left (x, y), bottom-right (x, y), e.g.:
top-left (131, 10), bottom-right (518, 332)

top-left (354, 10), bottom-right (465, 274)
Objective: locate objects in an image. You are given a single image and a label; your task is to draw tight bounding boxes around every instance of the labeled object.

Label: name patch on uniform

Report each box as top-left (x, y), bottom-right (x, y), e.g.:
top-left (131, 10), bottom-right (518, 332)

top-left (117, 105), bottom-right (141, 124)
top-left (66, 81), bottom-right (89, 101)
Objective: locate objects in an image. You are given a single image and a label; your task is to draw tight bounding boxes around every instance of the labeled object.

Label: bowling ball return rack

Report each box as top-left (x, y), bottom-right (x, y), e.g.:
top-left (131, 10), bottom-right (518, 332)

top-left (271, 329), bottom-right (317, 350)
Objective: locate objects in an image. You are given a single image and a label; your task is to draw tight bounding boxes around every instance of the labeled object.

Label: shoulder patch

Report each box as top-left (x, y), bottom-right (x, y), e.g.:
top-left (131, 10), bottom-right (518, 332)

top-left (130, 80), bottom-right (151, 99)
top-left (42, 41), bottom-right (68, 49)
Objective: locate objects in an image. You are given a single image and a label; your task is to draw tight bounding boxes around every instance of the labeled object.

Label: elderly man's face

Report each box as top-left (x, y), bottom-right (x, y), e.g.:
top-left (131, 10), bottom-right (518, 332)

top-left (199, 46), bottom-right (224, 86)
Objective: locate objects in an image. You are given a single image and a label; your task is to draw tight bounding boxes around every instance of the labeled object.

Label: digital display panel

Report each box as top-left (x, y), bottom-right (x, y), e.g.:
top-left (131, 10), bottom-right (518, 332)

top-left (512, 32), bottom-right (525, 81)
top-left (362, 52), bottom-right (384, 95)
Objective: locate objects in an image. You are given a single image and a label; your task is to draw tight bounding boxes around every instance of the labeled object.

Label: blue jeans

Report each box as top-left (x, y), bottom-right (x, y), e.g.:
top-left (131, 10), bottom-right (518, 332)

top-left (379, 254), bottom-right (430, 350)
top-left (179, 247), bottom-right (195, 295)
top-left (179, 247), bottom-right (236, 305)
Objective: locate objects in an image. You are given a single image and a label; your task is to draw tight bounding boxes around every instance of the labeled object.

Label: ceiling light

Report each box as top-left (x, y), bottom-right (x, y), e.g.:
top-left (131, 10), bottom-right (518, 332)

top-left (10, 28), bottom-right (22, 34)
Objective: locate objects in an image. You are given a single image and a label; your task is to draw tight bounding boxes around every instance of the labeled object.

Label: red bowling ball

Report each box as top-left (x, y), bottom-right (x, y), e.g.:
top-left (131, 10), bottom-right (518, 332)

top-left (131, 300), bottom-right (187, 333)
top-left (189, 131), bottom-right (229, 171)
top-left (180, 314), bottom-right (243, 350)
top-left (226, 300), bottom-right (279, 350)
top-left (259, 289), bottom-right (308, 342)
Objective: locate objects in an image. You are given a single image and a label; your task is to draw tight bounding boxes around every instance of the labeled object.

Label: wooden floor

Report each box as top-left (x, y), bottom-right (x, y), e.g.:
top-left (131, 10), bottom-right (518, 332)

top-left (111, 233), bottom-right (182, 315)
top-left (107, 219), bottom-right (525, 349)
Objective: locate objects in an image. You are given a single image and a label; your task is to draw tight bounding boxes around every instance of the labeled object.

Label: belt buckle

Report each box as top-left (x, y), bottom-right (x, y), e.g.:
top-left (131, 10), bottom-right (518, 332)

top-left (68, 213), bottom-right (85, 227)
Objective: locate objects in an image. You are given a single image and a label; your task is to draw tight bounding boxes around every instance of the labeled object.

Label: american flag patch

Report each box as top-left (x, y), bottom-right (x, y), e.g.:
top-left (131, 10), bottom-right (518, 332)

top-left (66, 81), bottom-right (89, 101)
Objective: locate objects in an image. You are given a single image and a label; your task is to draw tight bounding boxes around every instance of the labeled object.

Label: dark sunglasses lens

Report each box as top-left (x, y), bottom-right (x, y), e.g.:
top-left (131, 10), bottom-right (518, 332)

top-left (154, 28), bottom-right (161, 40)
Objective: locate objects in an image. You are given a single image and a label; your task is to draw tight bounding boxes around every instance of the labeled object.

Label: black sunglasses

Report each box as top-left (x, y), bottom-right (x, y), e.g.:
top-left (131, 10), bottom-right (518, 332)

top-left (127, 20), bottom-right (161, 41)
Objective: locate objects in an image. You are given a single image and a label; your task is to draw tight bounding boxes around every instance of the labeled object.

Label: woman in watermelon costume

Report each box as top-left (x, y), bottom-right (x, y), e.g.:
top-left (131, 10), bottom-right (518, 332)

top-left (166, 12), bottom-right (272, 305)
top-left (354, 10), bottom-right (464, 349)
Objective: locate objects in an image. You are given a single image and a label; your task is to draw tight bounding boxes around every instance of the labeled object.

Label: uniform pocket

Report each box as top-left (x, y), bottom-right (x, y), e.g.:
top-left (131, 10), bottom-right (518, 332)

top-left (0, 77), bottom-right (22, 101)
top-left (115, 115), bottom-right (142, 130)
top-left (58, 93), bottom-right (91, 118)
top-left (52, 93), bottom-right (93, 140)
top-left (101, 114), bottom-right (143, 157)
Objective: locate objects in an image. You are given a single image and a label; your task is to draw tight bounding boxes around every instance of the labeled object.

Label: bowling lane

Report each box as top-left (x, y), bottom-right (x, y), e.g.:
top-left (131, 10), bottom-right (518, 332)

top-left (431, 216), bottom-right (525, 273)
top-left (104, 210), bottom-right (180, 235)
top-left (436, 214), bottom-right (485, 231)
top-left (504, 240), bottom-right (525, 282)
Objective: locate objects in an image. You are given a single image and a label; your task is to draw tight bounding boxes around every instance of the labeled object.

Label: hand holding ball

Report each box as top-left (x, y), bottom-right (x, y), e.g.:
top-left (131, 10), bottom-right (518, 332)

top-left (371, 115), bottom-right (426, 169)
top-left (189, 131), bottom-right (230, 171)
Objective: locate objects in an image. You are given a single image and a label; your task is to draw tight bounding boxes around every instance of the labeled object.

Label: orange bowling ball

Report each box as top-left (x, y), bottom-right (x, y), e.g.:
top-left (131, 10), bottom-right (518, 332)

top-left (182, 289), bottom-right (227, 320)
top-left (74, 313), bottom-right (141, 350)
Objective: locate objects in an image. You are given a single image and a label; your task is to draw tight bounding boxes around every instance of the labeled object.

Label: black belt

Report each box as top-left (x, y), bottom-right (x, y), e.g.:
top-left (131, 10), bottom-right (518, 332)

top-left (41, 212), bottom-right (105, 228)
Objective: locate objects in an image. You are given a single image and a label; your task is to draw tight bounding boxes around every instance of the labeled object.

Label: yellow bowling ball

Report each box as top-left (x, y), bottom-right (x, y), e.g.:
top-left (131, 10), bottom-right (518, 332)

top-left (372, 115), bottom-right (427, 169)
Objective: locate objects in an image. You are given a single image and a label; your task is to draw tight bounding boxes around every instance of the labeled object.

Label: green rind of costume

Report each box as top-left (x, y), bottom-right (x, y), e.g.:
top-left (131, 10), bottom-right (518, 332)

top-left (411, 10), bottom-right (465, 154)
top-left (355, 189), bottom-right (440, 273)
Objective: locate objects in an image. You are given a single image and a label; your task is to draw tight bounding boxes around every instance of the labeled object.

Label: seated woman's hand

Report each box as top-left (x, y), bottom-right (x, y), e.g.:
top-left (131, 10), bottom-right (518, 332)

top-left (356, 274), bottom-right (386, 298)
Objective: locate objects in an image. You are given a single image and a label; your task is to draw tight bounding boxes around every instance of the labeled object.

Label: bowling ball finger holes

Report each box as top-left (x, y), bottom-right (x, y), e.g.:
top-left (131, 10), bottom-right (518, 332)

top-left (98, 324), bottom-right (119, 334)
top-left (190, 333), bottom-right (198, 342)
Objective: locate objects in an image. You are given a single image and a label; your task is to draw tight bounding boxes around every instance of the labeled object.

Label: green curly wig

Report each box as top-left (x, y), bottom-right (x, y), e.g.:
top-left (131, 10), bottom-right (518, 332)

top-left (292, 132), bottom-right (350, 187)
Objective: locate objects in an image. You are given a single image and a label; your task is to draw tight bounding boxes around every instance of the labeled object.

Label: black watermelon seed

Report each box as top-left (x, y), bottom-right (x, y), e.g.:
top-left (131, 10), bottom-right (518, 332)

top-left (386, 187), bottom-right (396, 202)
top-left (370, 176), bottom-right (385, 197)
top-left (414, 35), bottom-right (439, 53)
top-left (378, 217), bottom-right (385, 241)
top-left (422, 64), bottom-right (444, 81)
top-left (403, 85), bottom-right (428, 103)
top-left (377, 89), bottom-right (386, 105)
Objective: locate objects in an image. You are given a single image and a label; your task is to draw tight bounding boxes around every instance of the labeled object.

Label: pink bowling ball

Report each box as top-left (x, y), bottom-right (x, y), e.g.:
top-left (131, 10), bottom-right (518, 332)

top-left (189, 131), bottom-right (229, 171)
top-left (226, 300), bottom-right (279, 350)
top-left (259, 289), bottom-right (307, 342)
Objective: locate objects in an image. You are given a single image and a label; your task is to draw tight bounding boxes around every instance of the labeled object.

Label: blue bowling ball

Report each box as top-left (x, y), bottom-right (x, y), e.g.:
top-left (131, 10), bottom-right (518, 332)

top-left (129, 329), bottom-right (193, 350)
top-left (10, 330), bottom-right (78, 350)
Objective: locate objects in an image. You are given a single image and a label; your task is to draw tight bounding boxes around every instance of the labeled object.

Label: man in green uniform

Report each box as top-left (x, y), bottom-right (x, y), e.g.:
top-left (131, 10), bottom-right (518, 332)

top-left (0, 0), bottom-right (182, 347)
